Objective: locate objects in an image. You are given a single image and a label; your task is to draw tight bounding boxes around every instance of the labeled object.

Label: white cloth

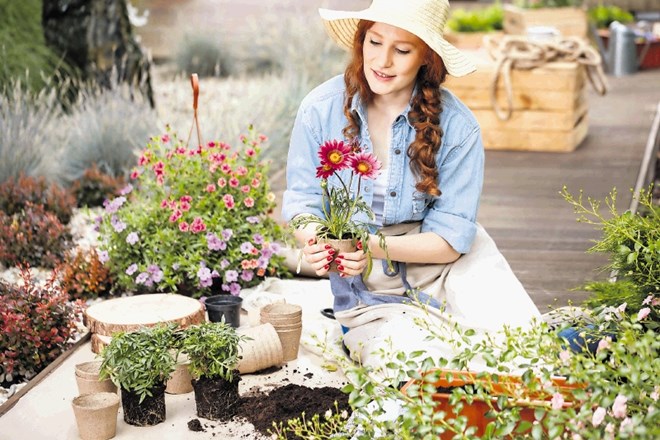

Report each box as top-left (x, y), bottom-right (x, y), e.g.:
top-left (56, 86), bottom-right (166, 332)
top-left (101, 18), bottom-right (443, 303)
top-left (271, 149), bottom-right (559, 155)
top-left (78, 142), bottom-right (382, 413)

top-left (335, 224), bottom-right (541, 372)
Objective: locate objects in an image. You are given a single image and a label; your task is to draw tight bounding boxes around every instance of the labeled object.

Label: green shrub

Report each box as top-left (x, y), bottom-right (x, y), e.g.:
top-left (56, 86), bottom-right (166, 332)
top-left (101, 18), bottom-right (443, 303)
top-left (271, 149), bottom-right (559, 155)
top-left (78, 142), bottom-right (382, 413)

top-left (588, 5), bottom-right (634, 29)
top-left (0, 201), bottom-right (71, 268)
top-left (0, 81), bottom-right (66, 183)
top-left (0, 173), bottom-right (75, 224)
top-left (70, 164), bottom-right (126, 208)
top-left (59, 81), bottom-right (158, 186)
top-left (562, 186), bottom-right (659, 296)
top-left (0, 0), bottom-right (71, 93)
top-left (58, 247), bottom-right (115, 301)
top-left (447, 4), bottom-right (504, 33)
top-left (179, 322), bottom-right (244, 381)
top-left (0, 267), bottom-right (84, 385)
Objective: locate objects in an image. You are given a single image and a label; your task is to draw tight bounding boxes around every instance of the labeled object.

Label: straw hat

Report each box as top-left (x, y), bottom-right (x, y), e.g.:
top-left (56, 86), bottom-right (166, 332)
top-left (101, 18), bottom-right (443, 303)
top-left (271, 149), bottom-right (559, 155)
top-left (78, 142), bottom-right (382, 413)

top-left (319, 0), bottom-right (475, 77)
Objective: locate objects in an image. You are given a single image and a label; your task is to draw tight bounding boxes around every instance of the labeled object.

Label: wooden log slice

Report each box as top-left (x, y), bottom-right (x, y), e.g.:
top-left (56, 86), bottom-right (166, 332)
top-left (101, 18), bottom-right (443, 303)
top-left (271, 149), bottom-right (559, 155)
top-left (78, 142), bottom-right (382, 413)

top-left (91, 333), bottom-right (112, 354)
top-left (84, 293), bottom-right (206, 337)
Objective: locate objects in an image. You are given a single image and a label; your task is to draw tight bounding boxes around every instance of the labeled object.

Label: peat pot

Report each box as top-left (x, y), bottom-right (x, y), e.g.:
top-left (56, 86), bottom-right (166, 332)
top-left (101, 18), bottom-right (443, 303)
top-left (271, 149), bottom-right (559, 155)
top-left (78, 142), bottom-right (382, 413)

top-left (316, 237), bottom-right (357, 272)
top-left (74, 361), bottom-right (117, 395)
top-left (72, 392), bottom-right (120, 440)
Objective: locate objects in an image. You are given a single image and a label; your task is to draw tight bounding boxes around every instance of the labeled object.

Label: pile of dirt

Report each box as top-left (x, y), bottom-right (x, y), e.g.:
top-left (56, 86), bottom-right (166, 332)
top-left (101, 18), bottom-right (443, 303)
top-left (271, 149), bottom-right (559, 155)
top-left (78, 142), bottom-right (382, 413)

top-left (235, 382), bottom-right (351, 438)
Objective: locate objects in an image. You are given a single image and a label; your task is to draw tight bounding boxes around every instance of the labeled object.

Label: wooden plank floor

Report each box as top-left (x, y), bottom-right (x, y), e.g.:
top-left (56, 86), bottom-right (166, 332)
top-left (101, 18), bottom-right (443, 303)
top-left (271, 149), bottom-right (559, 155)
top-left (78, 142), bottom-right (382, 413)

top-left (270, 69), bottom-right (660, 311)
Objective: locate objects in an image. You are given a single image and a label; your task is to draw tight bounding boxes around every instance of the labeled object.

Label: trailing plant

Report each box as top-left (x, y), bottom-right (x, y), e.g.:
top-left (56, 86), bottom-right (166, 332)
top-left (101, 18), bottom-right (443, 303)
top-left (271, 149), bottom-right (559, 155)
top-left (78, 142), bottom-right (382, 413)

top-left (562, 186), bottom-right (659, 298)
top-left (581, 279), bottom-right (649, 314)
top-left (447, 4), bottom-right (504, 33)
top-left (0, 201), bottom-right (71, 269)
top-left (97, 126), bottom-right (290, 297)
top-left (69, 163), bottom-right (126, 208)
top-left (0, 266), bottom-right (85, 385)
top-left (179, 322), bottom-right (245, 381)
top-left (58, 247), bottom-right (115, 301)
top-left (99, 324), bottom-right (177, 403)
top-left (0, 173), bottom-right (75, 224)
top-left (277, 296), bottom-right (659, 439)
top-left (0, 82), bottom-right (67, 183)
top-left (588, 5), bottom-right (634, 29)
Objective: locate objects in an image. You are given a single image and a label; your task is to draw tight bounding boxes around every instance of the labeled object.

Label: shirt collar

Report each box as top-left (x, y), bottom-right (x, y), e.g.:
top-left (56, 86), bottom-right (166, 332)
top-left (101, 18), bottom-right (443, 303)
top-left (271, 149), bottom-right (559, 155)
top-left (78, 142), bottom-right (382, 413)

top-left (349, 86), bottom-right (418, 131)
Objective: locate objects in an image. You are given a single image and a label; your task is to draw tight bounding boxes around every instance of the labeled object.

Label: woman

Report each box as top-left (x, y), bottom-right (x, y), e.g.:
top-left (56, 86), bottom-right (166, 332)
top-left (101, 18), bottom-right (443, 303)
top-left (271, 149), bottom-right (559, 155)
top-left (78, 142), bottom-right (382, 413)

top-left (282, 0), bottom-right (540, 370)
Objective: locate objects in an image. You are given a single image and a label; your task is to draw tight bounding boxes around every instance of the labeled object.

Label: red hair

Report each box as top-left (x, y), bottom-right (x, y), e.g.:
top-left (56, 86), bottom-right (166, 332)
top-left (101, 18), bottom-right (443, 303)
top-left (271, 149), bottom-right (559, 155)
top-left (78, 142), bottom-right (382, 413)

top-left (342, 20), bottom-right (447, 196)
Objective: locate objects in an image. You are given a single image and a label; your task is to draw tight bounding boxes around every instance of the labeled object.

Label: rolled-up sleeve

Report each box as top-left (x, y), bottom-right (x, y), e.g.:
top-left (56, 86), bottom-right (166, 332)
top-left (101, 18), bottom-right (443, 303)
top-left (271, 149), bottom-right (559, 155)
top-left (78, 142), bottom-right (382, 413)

top-left (281, 105), bottom-right (325, 222)
top-left (421, 125), bottom-right (484, 254)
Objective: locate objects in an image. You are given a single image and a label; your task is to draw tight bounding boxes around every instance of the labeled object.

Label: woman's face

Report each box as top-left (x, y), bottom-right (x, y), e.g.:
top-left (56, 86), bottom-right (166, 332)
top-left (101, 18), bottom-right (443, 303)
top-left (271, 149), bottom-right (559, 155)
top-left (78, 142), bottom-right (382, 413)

top-left (362, 22), bottom-right (428, 101)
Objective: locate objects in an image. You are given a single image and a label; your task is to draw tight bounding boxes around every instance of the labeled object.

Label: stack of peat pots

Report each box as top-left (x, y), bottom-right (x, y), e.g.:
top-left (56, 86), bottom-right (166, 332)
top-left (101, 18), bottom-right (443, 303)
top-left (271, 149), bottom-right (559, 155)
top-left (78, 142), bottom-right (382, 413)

top-left (259, 303), bottom-right (303, 362)
top-left (72, 360), bottom-right (120, 440)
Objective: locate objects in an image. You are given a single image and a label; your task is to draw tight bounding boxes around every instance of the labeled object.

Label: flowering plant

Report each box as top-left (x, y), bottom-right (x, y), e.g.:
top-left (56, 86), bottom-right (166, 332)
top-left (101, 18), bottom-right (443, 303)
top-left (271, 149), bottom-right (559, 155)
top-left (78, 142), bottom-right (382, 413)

top-left (290, 139), bottom-right (389, 273)
top-left (96, 126), bottom-right (290, 298)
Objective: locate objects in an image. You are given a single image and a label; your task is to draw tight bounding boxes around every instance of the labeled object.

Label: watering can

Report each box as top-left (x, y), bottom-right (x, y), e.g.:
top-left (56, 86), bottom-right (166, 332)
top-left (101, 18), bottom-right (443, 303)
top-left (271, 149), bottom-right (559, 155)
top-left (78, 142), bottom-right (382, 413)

top-left (605, 21), bottom-right (641, 76)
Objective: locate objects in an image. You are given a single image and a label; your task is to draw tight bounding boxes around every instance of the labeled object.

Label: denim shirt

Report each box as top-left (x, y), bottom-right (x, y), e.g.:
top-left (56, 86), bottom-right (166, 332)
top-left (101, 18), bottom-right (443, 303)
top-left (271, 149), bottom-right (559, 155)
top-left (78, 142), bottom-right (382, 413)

top-left (282, 74), bottom-right (484, 254)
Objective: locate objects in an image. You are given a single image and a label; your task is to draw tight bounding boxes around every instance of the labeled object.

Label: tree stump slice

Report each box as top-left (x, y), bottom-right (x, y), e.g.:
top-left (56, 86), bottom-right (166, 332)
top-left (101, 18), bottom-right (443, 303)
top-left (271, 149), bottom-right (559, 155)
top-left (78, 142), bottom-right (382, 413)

top-left (91, 334), bottom-right (112, 355)
top-left (84, 294), bottom-right (205, 337)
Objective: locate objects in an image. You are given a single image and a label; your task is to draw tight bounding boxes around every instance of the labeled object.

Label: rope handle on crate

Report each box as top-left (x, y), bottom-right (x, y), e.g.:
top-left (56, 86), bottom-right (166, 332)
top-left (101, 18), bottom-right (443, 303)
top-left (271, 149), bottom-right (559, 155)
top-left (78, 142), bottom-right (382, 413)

top-left (483, 35), bottom-right (608, 121)
top-left (186, 73), bottom-right (204, 148)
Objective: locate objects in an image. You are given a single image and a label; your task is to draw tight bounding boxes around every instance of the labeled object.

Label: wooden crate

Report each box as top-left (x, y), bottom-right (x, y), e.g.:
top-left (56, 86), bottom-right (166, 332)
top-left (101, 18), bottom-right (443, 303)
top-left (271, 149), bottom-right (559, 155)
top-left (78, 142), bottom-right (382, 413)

top-left (503, 5), bottom-right (588, 39)
top-left (444, 31), bottom-right (504, 49)
top-left (445, 54), bottom-right (588, 152)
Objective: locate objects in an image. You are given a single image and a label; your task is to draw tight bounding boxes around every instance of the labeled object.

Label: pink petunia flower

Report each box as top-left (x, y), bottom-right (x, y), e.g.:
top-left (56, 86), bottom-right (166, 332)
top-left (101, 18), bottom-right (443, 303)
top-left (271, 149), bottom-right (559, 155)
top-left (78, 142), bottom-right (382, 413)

top-left (241, 185), bottom-right (250, 193)
top-left (206, 184), bottom-right (216, 193)
top-left (251, 178), bottom-right (260, 188)
top-left (349, 152), bottom-right (381, 179)
top-left (130, 170), bottom-right (140, 180)
top-left (229, 177), bottom-right (239, 187)
top-left (246, 148), bottom-right (256, 157)
top-left (190, 217), bottom-right (207, 234)
top-left (221, 163), bottom-right (232, 174)
top-left (179, 221), bottom-right (189, 232)
top-left (236, 166), bottom-right (248, 176)
top-left (318, 139), bottom-right (352, 171)
top-left (244, 197), bottom-right (255, 208)
top-left (217, 177), bottom-right (227, 187)
top-left (169, 209), bottom-right (182, 223)
top-left (223, 194), bottom-right (235, 209)
top-left (597, 337), bottom-right (612, 353)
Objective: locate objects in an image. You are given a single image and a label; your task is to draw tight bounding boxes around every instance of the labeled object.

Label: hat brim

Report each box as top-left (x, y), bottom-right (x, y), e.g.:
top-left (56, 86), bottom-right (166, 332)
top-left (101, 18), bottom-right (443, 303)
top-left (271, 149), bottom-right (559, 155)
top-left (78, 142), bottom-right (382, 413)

top-left (319, 8), bottom-right (476, 77)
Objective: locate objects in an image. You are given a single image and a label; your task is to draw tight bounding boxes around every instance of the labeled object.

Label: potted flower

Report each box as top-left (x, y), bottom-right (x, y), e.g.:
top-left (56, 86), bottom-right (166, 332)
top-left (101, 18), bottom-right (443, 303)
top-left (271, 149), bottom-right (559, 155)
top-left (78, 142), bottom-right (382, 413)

top-left (445, 4), bottom-right (504, 49)
top-left (96, 125), bottom-right (290, 298)
top-left (180, 321), bottom-right (246, 421)
top-left (289, 139), bottom-right (389, 275)
top-left (99, 324), bottom-right (176, 426)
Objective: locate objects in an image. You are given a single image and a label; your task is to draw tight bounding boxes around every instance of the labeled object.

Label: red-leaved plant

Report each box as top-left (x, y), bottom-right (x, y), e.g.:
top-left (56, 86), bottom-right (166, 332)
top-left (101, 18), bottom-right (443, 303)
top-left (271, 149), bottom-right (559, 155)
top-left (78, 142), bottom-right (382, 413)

top-left (0, 266), bottom-right (85, 385)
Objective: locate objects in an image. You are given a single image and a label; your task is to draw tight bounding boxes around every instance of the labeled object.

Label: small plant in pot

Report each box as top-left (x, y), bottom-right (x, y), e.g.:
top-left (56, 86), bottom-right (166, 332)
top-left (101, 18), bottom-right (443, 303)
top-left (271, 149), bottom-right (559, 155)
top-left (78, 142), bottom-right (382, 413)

top-left (99, 324), bottom-right (176, 426)
top-left (289, 139), bottom-right (390, 276)
top-left (180, 321), bottom-right (246, 421)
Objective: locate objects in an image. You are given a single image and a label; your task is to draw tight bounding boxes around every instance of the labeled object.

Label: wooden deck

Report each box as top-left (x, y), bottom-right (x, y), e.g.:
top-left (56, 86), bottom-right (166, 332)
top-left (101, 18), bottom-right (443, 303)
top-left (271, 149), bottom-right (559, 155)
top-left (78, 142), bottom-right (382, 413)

top-left (270, 69), bottom-right (660, 311)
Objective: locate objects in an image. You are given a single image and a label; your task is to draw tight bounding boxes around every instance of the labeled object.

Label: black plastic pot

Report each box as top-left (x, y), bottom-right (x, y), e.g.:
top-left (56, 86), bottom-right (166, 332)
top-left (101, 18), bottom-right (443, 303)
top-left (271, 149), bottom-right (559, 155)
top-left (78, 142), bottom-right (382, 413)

top-left (205, 295), bottom-right (243, 327)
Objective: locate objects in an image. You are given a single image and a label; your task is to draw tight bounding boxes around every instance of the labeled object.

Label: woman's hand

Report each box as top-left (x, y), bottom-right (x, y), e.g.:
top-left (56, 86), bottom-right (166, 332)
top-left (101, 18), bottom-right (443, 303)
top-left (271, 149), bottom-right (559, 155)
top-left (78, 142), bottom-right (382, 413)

top-left (333, 241), bottom-right (368, 278)
top-left (302, 238), bottom-right (336, 276)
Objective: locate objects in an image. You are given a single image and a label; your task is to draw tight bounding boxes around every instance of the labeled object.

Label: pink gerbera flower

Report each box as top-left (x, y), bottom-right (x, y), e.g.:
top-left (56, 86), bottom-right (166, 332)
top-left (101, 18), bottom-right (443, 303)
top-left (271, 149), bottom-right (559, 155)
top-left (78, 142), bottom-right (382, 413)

top-left (349, 152), bottom-right (381, 179)
top-left (316, 163), bottom-right (334, 179)
top-left (318, 140), bottom-right (351, 171)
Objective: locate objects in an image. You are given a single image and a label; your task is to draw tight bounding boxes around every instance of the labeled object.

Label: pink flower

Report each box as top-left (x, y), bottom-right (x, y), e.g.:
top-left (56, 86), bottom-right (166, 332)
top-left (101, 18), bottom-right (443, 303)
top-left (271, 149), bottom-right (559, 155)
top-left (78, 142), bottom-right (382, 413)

top-left (236, 166), bottom-right (248, 176)
top-left (179, 221), bottom-right (189, 232)
top-left (316, 163), bottom-right (334, 179)
top-left (169, 209), bottom-right (182, 223)
top-left (190, 217), bottom-right (207, 234)
top-left (138, 153), bottom-right (150, 166)
top-left (217, 177), bottom-right (227, 187)
top-left (617, 302), bottom-right (627, 313)
top-left (619, 418), bottom-right (632, 434)
top-left (597, 337), bottom-right (612, 353)
top-left (206, 184), bottom-right (216, 193)
top-left (349, 152), bottom-right (381, 179)
top-left (153, 161), bottom-right (164, 176)
top-left (559, 349), bottom-right (571, 365)
top-left (241, 185), bottom-right (250, 193)
top-left (592, 407), bottom-right (606, 427)
top-left (642, 294), bottom-right (653, 305)
top-left (637, 307), bottom-right (651, 320)
top-left (156, 174), bottom-right (164, 186)
top-left (240, 134), bottom-right (247, 142)
top-left (223, 194), bottom-right (235, 209)
top-left (246, 148), bottom-right (256, 157)
top-left (130, 170), bottom-right (140, 180)
top-left (551, 393), bottom-right (565, 410)
top-left (244, 197), bottom-right (254, 208)
top-left (161, 134), bottom-right (170, 143)
top-left (180, 195), bottom-right (192, 203)
top-left (207, 141), bottom-right (216, 148)
top-left (229, 177), bottom-right (239, 187)
top-left (160, 199), bottom-right (169, 208)
top-left (318, 139), bottom-right (352, 171)
top-left (259, 134), bottom-right (268, 142)
top-left (612, 394), bottom-right (627, 418)
top-left (251, 178), bottom-right (260, 188)
top-left (179, 200), bottom-right (191, 212)
top-left (221, 163), bottom-right (232, 174)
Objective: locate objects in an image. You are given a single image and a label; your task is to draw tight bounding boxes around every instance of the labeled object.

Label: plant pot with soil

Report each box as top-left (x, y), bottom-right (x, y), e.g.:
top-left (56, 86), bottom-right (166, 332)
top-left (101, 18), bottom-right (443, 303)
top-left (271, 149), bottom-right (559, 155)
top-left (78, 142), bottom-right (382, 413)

top-left (99, 324), bottom-right (177, 427)
top-left (180, 321), bottom-right (247, 421)
top-left (401, 368), bottom-right (584, 439)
